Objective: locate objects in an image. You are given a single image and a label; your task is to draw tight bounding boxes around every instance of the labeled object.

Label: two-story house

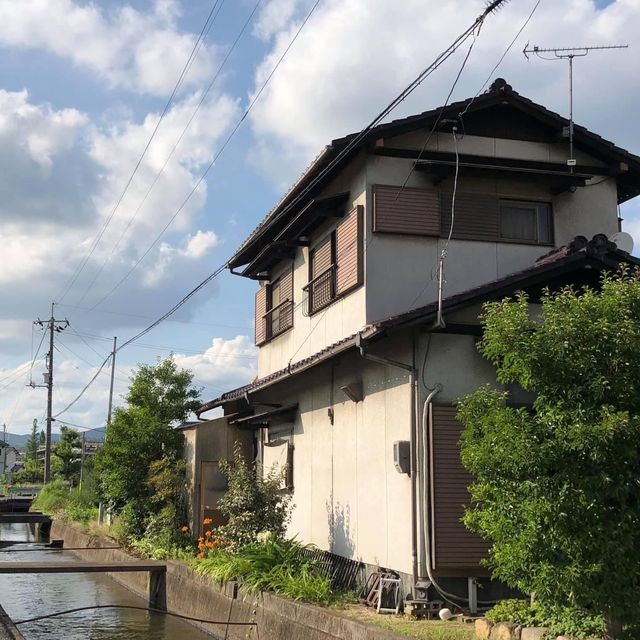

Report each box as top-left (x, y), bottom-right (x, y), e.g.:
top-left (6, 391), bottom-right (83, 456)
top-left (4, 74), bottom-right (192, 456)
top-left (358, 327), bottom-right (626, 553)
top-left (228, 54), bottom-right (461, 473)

top-left (196, 79), bottom-right (640, 604)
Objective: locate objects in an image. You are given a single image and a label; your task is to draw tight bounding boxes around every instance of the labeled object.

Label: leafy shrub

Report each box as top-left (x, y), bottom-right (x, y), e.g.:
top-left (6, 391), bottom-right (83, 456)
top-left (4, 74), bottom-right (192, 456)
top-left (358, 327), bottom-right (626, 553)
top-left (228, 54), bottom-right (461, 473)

top-left (194, 537), bottom-right (340, 605)
top-left (32, 479), bottom-right (98, 525)
top-left (216, 444), bottom-right (292, 548)
top-left (486, 599), bottom-right (604, 639)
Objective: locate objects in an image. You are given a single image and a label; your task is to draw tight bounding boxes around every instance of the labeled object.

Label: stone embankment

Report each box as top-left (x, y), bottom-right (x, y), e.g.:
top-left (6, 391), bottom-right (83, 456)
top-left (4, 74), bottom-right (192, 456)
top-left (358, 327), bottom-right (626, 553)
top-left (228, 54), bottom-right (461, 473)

top-left (475, 617), bottom-right (601, 640)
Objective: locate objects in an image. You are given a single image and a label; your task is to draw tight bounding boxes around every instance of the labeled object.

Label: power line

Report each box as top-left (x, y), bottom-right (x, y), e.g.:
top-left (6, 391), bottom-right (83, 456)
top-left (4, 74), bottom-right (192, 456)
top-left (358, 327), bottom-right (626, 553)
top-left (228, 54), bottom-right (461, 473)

top-left (56, 0), bottom-right (226, 304)
top-left (76, 0), bottom-right (263, 308)
top-left (89, 0), bottom-right (323, 312)
top-left (53, 353), bottom-right (112, 419)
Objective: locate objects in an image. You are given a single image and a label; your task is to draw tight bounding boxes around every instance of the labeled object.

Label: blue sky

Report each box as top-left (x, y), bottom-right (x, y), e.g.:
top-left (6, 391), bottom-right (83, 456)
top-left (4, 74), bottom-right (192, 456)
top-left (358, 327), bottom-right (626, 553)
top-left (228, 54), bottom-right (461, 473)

top-left (0, 0), bottom-right (638, 433)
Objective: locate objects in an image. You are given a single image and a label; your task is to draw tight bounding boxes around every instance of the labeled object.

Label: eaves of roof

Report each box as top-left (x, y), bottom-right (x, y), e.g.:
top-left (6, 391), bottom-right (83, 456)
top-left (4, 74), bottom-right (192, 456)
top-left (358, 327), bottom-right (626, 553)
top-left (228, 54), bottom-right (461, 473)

top-left (227, 79), bottom-right (640, 271)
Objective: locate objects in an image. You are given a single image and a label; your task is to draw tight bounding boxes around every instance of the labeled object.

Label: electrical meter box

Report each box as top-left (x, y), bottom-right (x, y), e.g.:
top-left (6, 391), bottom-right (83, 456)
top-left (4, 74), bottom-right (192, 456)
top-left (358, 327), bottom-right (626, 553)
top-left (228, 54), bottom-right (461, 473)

top-left (393, 440), bottom-right (410, 474)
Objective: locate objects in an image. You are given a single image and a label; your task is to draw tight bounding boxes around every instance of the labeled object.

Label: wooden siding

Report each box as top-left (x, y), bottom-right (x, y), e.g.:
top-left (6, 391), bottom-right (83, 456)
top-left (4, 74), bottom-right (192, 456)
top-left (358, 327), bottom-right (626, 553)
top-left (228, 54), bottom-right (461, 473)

top-left (255, 286), bottom-right (268, 346)
top-left (440, 191), bottom-right (500, 242)
top-left (431, 406), bottom-right (489, 570)
top-left (373, 184), bottom-right (440, 236)
top-left (336, 205), bottom-right (363, 295)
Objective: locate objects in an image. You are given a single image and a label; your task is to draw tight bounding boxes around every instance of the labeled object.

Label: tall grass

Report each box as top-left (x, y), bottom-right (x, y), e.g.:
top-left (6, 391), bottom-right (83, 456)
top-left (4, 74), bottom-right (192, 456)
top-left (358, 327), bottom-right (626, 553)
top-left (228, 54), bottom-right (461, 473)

top-left (32, 479), bottom-right (98, 525)
top-left (194, 538), bottom-right (344, 605)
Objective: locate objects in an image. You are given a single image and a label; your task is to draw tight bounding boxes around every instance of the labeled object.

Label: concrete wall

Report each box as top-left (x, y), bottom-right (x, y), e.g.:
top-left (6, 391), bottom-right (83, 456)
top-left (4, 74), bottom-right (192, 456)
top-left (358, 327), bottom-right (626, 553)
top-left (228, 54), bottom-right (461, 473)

top-left (250, 323), bottom-right (500, 578)
top-left (51, 522), bottom-right (402, 640)
top-left (181, 418), bottom-right (252, 532)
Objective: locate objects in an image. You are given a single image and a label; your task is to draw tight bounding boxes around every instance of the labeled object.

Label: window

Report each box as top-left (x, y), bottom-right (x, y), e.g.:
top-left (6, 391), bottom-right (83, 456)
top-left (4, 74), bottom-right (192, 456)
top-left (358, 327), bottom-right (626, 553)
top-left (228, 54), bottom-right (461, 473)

top-left (303, 205), bottom-right (363, 315)
top-left (306, 233), bottom-right (336, 314)
top-left (266, 269), bottom-right (293, 339)
top-left (499, 200), bottom-right (552, 245)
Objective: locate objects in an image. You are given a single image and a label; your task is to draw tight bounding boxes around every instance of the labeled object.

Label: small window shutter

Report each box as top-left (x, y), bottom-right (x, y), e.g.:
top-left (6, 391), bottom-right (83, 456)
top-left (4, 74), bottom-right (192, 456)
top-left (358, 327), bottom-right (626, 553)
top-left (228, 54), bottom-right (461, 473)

top-left (312, 235), bottom-right (333, 277)
top-left (280, 267), bottom-right (294, 330)
top-left (440, 191), bottom-right (500, 241)
top-left (373, 185), bottom-right (440, 236)
top-left (336, 205), bottom-right (363, 295)
top-left (255, 286), bottom-right (268, 346)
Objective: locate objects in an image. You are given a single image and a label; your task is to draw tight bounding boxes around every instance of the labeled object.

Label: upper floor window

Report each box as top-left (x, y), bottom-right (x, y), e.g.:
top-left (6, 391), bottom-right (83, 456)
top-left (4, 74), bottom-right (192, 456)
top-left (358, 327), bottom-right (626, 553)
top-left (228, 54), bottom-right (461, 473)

top-left (304, 205), bottom-right (363, 315)
top-left (255, 267), bottom-right (293, 346)
top-left (499, 199), bottom-right (552, 245)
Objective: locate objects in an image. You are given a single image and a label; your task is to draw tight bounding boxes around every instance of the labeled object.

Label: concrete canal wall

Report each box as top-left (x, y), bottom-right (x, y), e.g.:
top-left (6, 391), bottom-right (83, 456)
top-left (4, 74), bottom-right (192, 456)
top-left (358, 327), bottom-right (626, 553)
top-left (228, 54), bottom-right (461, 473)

top-left (0, 604), bottom-right (24, 640)
top-left (51, 522), bottom-right (402, 640)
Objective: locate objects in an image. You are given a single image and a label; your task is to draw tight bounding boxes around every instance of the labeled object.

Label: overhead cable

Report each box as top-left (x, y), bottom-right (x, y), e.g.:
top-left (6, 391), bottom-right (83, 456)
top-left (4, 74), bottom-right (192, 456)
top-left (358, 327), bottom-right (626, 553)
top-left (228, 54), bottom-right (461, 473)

top-left (55, 0), bottom-right (226, 304)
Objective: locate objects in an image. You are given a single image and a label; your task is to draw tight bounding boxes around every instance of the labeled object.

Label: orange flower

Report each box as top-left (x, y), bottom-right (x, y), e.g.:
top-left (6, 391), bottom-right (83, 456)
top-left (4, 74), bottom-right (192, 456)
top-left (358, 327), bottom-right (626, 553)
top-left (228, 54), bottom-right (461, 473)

top-left (205, 541), bottom-right (214, 548)
top-left (205, 530), bottom-right (212, 537)
top-left (196, 552), bottom-right (204, 559)
top-left (197, 537), bottom-right (204, 543)
top-left (203, 518), bottom-right (213, 525)
top-left (198, 543), bottom-right (205, 550)
top-left (180, 526), bottom-right (189, 533)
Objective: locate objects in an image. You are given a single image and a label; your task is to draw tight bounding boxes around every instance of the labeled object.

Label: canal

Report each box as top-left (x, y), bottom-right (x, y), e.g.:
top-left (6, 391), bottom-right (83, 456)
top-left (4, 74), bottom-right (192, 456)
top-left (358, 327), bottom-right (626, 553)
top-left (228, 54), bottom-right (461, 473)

top-left (0, 523), bottom-right (214, 639)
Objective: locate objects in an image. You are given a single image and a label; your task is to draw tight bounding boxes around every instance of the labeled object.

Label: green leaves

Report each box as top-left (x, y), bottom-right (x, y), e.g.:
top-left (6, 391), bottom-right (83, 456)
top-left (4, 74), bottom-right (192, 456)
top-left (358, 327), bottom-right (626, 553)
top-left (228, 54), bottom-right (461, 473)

top-left (459, 269), bottom-right (640, 628)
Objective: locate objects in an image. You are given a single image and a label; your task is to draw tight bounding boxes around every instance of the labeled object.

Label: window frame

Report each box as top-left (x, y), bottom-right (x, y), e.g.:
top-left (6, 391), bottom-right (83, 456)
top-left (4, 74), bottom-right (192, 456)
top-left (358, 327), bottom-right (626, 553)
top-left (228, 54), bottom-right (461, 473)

top-left (498, 198), bottom-right (554, 246)
top-left (306, 230), bottom-right (337, 315)
top-left (264, 268), bottom-right (294, 341)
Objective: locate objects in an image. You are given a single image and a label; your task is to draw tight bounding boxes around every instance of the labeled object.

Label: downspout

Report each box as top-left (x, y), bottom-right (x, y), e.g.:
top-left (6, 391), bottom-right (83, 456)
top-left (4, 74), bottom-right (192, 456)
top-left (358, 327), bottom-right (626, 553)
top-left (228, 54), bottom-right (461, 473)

top-left (356, 332), bottom-right (420, 589)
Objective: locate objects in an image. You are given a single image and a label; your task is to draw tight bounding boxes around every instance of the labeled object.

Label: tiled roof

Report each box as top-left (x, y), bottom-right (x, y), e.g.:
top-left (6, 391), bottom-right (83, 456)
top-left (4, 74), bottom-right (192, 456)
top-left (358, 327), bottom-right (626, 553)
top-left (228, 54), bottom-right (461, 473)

top-left (227, 78), bottom-right (640, 270)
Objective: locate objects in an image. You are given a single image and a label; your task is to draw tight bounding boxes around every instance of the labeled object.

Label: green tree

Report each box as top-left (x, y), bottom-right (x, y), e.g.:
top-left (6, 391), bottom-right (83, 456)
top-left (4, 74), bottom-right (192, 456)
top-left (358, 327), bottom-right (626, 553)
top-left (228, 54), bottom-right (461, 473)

top-left (95, 358), bottom-right (198, 537)
top-left (458, 269), bottom-right (640, 639)
top-left (18, 418), bottom-right (43, 483)
top-left (52, 426), bottom-right (82, 485)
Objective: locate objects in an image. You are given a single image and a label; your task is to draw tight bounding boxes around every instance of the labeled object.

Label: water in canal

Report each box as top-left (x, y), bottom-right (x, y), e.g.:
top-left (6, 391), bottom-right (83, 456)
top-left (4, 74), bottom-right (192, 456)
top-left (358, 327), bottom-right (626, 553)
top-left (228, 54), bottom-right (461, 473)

top-left (0, 523), bottom-right (214, 639)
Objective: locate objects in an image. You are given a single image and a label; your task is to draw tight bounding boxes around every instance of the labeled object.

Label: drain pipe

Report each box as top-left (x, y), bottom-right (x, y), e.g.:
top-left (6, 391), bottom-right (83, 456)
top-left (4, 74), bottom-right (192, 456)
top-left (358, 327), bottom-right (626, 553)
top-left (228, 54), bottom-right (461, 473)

top-left (356, 332), bottom-right (420, 589)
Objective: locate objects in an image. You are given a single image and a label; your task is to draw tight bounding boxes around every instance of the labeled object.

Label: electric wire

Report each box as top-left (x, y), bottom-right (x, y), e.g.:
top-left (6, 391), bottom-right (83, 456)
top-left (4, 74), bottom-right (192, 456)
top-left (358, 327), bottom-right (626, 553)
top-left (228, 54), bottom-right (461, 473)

top-left (89, 0), bottom-right (322, 313)
top-left (14, 604), bottom-right (258, 628)
top-left (112, 0), bottom-right (508, 355)
top-left (56, 0), bottom-right (226, 304)
top-left (75, 0), bottom-right (263, 307)
top-left (53, 353), bottom-right (112, 419)
top-left (458, 0), bottom-right (542, 125)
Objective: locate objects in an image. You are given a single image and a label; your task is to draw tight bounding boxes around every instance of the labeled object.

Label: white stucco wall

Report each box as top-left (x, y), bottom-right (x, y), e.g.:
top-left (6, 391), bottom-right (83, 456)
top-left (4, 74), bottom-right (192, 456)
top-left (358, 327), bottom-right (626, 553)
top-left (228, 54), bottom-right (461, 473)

top-left (364, 132), bottom-right (620, 322)
top-left (257, 155), bottom-right (368, 378)
top-left (253, 326), bottom-right (503, 576)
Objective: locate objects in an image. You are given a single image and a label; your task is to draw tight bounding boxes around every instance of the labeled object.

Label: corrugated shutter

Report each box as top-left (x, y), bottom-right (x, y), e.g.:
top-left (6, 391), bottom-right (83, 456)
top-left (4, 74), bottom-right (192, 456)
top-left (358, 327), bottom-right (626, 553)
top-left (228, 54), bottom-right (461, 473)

top-left (312, 234), bottom-right (333, 277)
top-left (431, 406), bottom-right (489, 570)
top-left (278, 267), bottom-right (294, 331)
top-left (440, 191), bottom-right (500, 241)
top-left (373, 184), bottom-right (440, 236)
top-left (255, 286), bottom-right (268, 346)
top-left (336, 205), bottom-right (362, 295)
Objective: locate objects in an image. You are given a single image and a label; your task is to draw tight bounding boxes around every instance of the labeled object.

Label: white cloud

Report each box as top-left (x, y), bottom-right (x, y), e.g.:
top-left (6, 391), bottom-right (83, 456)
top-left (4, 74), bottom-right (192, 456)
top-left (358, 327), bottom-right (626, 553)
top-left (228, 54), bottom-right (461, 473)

top-left (0, 0), bottom-right (216, 95)
top-left (254, 0), bottom-right (301, 40)
top-left (249, 0), bottom-right (640, 185)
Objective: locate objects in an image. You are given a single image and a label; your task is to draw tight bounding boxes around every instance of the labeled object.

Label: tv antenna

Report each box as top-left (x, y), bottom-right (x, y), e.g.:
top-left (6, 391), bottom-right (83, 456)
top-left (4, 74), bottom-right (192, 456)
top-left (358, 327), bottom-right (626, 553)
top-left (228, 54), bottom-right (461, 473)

top-left (523, 44), bottom-right (628, 171)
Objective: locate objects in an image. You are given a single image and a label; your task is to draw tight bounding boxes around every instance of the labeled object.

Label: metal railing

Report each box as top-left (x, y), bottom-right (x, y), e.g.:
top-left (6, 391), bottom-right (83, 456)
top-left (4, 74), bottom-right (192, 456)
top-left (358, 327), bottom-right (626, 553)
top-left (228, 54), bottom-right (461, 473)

top-left (263, 299), bottom-right (294, 339)
top-left (303, 265), bottom-right (336, 315)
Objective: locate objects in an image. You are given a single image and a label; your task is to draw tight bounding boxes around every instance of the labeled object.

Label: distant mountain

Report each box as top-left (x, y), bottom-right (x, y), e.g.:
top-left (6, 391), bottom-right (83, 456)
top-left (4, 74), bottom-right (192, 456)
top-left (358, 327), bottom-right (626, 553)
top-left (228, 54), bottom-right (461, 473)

top-left (3, 429), bottom-right (105, 451)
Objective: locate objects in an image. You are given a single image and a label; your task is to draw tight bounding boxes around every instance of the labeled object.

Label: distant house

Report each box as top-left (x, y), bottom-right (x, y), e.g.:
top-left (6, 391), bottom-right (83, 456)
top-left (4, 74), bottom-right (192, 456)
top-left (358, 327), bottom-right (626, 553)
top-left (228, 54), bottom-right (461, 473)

top-left (0, 440), bottom-right (19, 480)
top-left (197, 79), bottom-right (640, 601)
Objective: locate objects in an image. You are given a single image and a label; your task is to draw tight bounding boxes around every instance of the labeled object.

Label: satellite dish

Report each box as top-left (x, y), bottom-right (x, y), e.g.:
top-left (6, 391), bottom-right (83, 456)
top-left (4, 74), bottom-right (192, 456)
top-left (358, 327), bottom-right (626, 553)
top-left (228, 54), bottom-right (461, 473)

top-left (611, 231), bottom-right (634, 254)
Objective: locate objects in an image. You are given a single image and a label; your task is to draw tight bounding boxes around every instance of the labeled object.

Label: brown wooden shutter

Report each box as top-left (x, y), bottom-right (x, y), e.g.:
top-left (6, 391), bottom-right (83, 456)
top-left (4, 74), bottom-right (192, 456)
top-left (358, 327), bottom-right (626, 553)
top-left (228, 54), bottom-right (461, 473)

top-left (431, 406), bottom-right (489, 570)
top-left (255, 286), bottom-right (268, 346)
top-left (312, 234), bottom-right (333, 277)
top-left (440, 191), bottom-right (500, 241)
top-left (373, 184), bottom-right (440, 236)
top-left (279, 267), bottom-right (294, 331)
top-left (336, 205), bottom-right (363, 295)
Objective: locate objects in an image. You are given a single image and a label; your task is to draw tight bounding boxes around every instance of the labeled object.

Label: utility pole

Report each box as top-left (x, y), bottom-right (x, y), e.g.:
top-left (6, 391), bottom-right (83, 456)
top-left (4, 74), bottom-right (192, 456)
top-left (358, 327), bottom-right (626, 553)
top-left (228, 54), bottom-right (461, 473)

top-left (2, 423), bottom-right (6, 478)
top-left (79, 431), bottom-right (85, 490)
top-left (106, 336), bottom-right (117, 427)
top-left (523, 44), bottom-right (628, 172)
top-left (34, 303), bottom-right (69, 484)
